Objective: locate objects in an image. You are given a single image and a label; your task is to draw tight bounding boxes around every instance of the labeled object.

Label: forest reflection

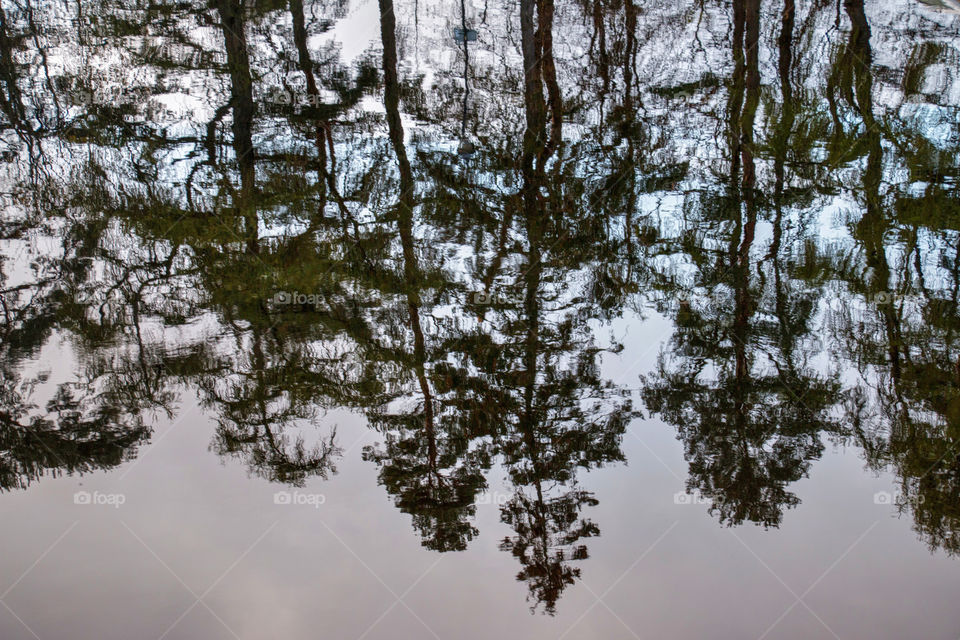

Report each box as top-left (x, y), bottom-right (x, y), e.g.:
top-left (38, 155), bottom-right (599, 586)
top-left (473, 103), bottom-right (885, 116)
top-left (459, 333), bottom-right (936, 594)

top-left (0, 0), bottom-right (959, 614)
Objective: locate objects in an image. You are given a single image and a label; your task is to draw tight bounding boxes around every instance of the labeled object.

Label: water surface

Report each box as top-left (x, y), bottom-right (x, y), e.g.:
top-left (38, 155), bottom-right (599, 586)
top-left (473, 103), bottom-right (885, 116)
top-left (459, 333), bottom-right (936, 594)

top-left (1, 0), bottom-right (960, 637)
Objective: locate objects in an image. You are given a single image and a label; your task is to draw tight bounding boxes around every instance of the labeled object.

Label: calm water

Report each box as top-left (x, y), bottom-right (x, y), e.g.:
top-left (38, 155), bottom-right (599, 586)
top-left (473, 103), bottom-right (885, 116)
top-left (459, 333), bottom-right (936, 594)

top-left (1, 0), bottom-right (959, 637)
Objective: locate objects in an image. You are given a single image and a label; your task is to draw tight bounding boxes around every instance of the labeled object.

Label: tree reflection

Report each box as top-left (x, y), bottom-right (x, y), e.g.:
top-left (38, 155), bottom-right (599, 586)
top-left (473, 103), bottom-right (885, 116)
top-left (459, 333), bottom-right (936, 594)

top-left (641, 0), bottom-right (844, 528)
top-left (826, 0), bottom-right (960, 555)
top-left (0, 0), bottom-right (959, 614)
